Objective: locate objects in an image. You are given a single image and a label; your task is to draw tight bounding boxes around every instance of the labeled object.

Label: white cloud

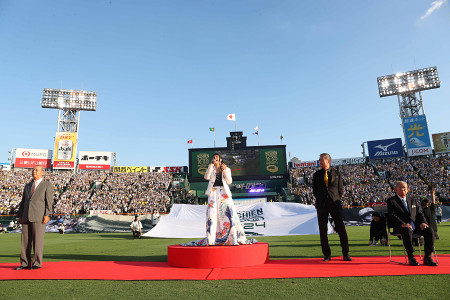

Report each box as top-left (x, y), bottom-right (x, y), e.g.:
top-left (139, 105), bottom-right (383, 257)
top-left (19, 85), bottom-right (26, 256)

top-left (421, 0), bottom-right (447, 20)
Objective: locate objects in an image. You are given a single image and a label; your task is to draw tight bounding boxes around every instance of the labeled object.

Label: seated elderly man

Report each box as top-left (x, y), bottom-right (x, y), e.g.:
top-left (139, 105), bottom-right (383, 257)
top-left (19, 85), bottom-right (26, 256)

top-left (387, 181), bottom-right (437, 266)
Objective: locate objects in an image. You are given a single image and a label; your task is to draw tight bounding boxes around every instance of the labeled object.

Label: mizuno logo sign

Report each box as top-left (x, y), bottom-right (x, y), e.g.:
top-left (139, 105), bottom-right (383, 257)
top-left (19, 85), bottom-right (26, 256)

top-left (374, 142), bottom-right (396, 152)
top-left (374, 150), bottom-right (398, 156)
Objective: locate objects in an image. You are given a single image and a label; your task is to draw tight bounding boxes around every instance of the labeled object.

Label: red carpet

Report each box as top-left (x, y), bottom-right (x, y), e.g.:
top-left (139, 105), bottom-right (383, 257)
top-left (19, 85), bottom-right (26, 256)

top-left (1, 255), bottom-right (449, 281)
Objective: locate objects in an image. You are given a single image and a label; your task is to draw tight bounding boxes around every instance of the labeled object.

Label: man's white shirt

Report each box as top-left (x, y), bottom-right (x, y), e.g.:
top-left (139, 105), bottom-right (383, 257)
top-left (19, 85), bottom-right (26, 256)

top-left (130, 220), bottom-right (142, 231)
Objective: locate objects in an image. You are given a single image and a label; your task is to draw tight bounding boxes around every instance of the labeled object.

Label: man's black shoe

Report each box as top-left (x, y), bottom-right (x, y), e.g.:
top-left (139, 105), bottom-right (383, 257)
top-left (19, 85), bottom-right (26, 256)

top-left (323, 256), bottom-right (331, 262)
top-left (30, 266), bottom-right (41, 270)
top-left (408, 257), bottom-right (419, 266)
top-left (14, 266), bottom-right (28, 270)
top-left (423, 257), bottom-right (438, 266)
top-left (343, 255), bottom-right (352, 261)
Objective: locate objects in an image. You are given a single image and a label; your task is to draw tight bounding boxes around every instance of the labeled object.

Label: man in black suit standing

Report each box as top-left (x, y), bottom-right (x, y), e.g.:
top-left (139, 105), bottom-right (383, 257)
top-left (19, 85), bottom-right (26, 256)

top-left (387, 181), bottom-right (437, 266)
top-left (313, 153), bottom-right (351, 262)
top-left (15, 165), bottom-right (54, 270)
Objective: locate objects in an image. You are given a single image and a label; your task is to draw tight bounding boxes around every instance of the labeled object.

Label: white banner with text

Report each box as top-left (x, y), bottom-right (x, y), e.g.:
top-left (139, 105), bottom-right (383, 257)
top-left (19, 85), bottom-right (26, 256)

top-left (144, 202), bottom-right (330, 238)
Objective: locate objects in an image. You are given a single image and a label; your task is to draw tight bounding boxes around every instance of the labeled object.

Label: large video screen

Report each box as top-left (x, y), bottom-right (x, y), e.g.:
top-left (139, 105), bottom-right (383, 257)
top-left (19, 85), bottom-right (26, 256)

top-left (189, 145), bottom-right (287, 182)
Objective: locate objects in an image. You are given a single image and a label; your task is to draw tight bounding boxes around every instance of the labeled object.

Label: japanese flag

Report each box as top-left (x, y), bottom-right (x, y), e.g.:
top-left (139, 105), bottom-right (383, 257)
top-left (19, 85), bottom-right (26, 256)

top-left (226, 113), bottom-right (236, 121)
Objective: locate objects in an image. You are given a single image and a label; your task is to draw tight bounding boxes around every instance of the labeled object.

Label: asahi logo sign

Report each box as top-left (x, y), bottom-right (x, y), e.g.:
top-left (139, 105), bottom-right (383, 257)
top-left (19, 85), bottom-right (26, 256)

top-left (367, 138), bottom-right (404, 159)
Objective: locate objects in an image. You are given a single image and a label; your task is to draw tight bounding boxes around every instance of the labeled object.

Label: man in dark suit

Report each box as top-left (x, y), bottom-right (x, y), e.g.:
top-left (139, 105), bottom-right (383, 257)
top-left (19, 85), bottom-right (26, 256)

top-left (387, 181), bottom-right (437, 266)
top-left (15, 165), bottom-right (54, 270)
top-left (313, 153), bottom-right (351, 261)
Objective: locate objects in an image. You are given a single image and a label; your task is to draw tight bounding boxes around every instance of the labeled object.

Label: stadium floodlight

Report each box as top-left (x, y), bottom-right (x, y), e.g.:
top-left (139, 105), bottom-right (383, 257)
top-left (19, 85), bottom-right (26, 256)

top-left (377, 66), bottom-right (440, 97)
top-left (376, 66), bottom-right (441, 158)
top-left (42, 88), bottom-right (97, 111)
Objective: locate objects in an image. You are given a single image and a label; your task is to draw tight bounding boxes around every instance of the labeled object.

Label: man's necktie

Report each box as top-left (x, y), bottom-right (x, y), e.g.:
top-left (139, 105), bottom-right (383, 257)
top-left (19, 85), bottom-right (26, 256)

top-left (31, 182), bottom-right (36, 195)
top-left (402, 199), bottom-right (409, 213)
top-left (324, 170), bottom-right (328, 187)
top-left (402, 199), bottom-right (415, 230)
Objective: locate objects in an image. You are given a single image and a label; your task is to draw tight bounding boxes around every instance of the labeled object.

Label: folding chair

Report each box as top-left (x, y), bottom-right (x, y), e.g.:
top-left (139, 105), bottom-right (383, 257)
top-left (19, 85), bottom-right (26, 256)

top-left (386, 213), bottom-right (438, 264)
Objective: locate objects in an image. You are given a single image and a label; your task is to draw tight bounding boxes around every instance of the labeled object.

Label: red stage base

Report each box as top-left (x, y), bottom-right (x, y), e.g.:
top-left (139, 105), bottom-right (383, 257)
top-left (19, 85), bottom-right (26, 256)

top-left (168, 242), bottom-right (269, 268)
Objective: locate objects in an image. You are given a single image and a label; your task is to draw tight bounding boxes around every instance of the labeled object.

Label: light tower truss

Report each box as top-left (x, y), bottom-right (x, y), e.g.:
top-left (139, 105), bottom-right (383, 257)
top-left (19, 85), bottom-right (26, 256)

top-left (57, 109), bottom-right (81, 133)
top-left (396, 91), bottom-right (425, 119)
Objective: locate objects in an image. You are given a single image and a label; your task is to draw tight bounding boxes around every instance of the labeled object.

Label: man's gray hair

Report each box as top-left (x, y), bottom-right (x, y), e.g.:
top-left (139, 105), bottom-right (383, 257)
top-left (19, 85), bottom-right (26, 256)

top-left (394, 181), bottom-right (407, 189)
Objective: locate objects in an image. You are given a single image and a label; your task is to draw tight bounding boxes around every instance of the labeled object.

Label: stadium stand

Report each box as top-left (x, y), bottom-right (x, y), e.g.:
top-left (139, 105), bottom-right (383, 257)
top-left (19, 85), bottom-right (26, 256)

top-left (0, 171), bottom-right (175, 216)
top-left (290, 155), bottom-right (449, 207)
top-left (1, 155), bottom-right (448, 221)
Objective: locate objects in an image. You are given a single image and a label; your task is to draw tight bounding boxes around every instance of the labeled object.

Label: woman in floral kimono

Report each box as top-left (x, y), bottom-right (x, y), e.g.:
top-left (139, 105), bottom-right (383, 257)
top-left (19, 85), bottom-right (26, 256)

top-left (182, 153), bottom-right (255, 246)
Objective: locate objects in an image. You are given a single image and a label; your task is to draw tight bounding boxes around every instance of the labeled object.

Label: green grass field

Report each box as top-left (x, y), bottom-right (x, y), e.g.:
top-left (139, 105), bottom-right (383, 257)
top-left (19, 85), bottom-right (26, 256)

top-left (1, 224), bottom-right (449, 299)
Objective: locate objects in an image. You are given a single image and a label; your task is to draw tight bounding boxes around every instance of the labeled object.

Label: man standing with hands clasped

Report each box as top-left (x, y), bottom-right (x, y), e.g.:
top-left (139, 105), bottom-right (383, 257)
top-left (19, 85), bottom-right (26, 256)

top-left (313, 153), bottom-right (351, 262)
top-left (16, 165), bottom-right (54, 270)
top-left (387, 181), bottom-right (437, 266)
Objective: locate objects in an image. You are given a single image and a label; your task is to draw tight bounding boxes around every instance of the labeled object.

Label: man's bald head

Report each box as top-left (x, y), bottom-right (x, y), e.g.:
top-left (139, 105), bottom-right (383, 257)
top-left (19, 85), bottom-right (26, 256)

top-left (32, 165), bottom-right (45, 180)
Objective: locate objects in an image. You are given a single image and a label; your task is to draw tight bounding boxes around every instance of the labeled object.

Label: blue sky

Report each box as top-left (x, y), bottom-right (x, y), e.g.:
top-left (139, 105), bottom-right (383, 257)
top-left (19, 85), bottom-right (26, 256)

top-left (1, 0), bottom-right (449, 166)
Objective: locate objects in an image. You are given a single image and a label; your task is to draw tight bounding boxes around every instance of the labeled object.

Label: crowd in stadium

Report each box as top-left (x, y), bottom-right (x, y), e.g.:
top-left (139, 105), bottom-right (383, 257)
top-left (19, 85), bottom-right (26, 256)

top-left (0, 170), bottom-right (174, 216)
top-left (1, 155), bottom-right (448, 217)
top-left (290, 155), bottom-right (449, 207)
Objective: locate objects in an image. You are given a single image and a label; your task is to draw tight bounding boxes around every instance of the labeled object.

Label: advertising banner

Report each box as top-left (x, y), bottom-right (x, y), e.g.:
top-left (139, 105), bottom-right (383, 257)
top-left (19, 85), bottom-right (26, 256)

top-left (332, 157), bottom-right (365, 166)
top-left (113, 166), bottom-right (186, 173)
top-left (291, 157), bottom-right (364, 168)
top-left (367, 138), bottom-right (404, 159)
top-left (0, 163), bottom-right (11, 171)
top-left (78, 151), bottom-right (112, 170)
top-left (432, 132), bottom-right (450, 153)
top-left (403, 115), bottom-right (432, 156)
top-left (147, 166), bottom-right (187, 173)
top-left (291, 161), bottom-right (319, 168)
top-left (53, 132), bottom-right (77, 169)
top-left (89, 210), bottom-right (113, 215)
top-left (113, 166), bottom-right (148, 173)
top-left (143, 202), bottom-right (331, 238)
top-left (15, 148), bottom-right (52, 169)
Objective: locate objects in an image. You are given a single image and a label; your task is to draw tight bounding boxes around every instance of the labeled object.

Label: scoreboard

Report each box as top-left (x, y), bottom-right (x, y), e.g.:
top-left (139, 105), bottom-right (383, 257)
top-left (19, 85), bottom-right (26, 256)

top-left (189, 145), bottom-right (287, 182)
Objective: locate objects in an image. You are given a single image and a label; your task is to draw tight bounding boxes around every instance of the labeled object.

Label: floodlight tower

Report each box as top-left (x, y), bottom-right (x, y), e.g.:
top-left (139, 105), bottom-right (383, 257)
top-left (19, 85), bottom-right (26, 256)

top-left (377, 66), bottom-right (440, 118)
top-left (41, 88), bottom-right (97, 171)
top-left (42, 88), bottom-right (97, 133)
top-left (377, 67), bottom-right (440, 157)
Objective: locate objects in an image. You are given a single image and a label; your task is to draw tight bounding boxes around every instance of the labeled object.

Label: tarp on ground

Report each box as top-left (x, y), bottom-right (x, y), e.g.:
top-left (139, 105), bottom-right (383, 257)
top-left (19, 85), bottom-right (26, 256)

top-left (143, 202), bottom-right (331, 238)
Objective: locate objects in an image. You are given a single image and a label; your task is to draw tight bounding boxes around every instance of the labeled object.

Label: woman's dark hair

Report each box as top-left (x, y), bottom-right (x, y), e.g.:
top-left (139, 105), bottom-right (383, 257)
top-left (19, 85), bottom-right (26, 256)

top-left (213, 153), bottom-right (223, 173)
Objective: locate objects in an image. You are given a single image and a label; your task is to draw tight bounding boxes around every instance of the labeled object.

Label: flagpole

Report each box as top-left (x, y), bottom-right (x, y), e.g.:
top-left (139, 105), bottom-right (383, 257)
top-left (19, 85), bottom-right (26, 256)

top-left (235, 112), bottom-right (237, 132)
top-left (254, 126), bottom-right (260, 146)
top-left (214, 130), bottom-right (216, 148)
